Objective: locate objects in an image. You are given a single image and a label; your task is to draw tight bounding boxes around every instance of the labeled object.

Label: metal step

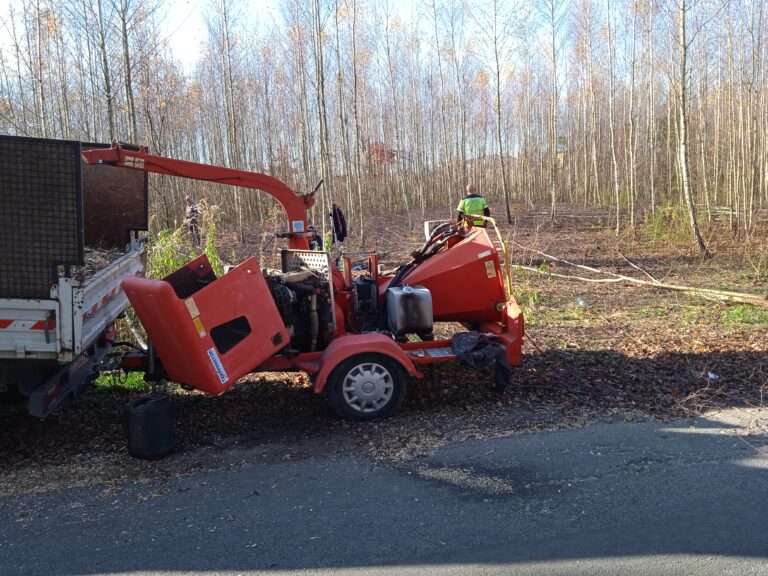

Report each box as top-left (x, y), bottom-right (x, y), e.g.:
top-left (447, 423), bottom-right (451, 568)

top-left (409, 346), bottom-right (455, 360)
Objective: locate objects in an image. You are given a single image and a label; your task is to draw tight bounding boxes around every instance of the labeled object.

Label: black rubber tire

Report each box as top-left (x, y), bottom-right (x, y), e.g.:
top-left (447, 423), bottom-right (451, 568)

top-left (327, 353), bottom-right (407, 421)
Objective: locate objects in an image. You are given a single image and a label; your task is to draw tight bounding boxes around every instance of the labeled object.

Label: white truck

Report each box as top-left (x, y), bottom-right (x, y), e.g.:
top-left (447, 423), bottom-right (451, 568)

top-left (0, 135), bottom-right (147, 417)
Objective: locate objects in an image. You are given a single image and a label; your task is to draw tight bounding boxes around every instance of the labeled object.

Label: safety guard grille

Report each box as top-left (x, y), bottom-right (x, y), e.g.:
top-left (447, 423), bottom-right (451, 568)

top-left (0, 136), bottom-right (83, 299)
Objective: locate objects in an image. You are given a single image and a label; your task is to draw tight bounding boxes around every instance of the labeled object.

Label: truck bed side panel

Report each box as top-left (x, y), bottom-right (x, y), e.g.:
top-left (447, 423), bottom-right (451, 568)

top-left (73, 247), bottom-right (145, 356)
top-left (0, 299), bottom-right (59, 359)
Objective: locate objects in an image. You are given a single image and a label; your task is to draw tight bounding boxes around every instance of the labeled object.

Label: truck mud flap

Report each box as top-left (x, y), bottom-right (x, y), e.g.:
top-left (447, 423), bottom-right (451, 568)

top-left (28, 339), bottom-right (111, 418)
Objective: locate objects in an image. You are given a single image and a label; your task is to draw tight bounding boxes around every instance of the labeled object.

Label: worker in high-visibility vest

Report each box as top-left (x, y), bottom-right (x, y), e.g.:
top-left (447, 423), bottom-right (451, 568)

top-left (456, 184), bottom-right (490, 227)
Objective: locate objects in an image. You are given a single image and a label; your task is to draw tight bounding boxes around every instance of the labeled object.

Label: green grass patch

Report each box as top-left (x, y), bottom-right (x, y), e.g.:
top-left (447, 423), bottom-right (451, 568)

top-left (637, 306), bottom-right (669, 319)
top-left (560, 304), bottom-right (587, 321)
top-left (146, 228), bottom-right (189, 278)
top-left (743, 250), bottom-right (768, 281)
top-left (514, 288), bottom-right (542, 308)
top-left (119, 211), bottom-right (226, 346)
top-left (722, 304), bottom-right (768, 327)
top-left (678, 305), bottom-right (709, 325)
top-left (94, 371), bottom-right (150, 392)
top-left (512, 285), bottom-right (552, 326)
top-left (530, 303), bottom-right (587, 325)
top-left (639, 204), bottom-right (690, 243)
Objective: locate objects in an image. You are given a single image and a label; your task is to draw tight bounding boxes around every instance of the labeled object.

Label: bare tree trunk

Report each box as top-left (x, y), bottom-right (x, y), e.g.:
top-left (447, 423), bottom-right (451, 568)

top-left (697, 63), bottom-right (711, 223)
top-left (607, 0), bottom-right (621, 233)
top-left (96, 0), bottom-right (116, 140)
top-left (580, 74), bottom-right (589, 206)
top-left (585, 2), bottom-right (600, 206)
top-left (116, 0), bottom-right (137, 141)
top-left (334, 0), bottom-right (354, 227)
top-left (646, 2), bottom-right (656, 214)
top-left (627, 6), bottom-right (637, 228)
top-left (490, 0), bottom-right (512, 223)
top-left (346, 0), bottom-right (365, 237)
top-left (545, 0), bottom-right (560, 219)
top-left (214, 0), bottom-right (244, 240)
top-left (33, 0), bottom-right (49, 137)
top-left (51, 9), bottom-right (72, 139)
top-left (430, 0), bottom-right (455, 208)
top-left (677, 0), bottom-right (710, 258)
top-left (383, 6), bottom-right (410, 228)
top-left (7, 12), bottom-right (29, 133)
top-left (312, 0), bottom-right (333, 213)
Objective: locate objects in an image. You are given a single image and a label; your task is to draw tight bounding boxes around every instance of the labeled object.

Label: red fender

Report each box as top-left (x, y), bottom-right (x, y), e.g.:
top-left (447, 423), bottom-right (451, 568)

top-left (313, 333), bottom-right (421, 393)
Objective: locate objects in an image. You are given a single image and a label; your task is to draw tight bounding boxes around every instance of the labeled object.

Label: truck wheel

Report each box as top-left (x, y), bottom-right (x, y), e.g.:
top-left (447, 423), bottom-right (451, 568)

top-left (327, 353), bottom-right (406, 421)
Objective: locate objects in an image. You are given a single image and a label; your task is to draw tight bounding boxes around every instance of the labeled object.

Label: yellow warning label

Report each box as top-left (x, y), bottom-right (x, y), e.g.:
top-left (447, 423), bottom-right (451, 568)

top-left (192, 316), bottom-right (206, 338)
top-left (185, 297), bottom-right (200, 318)
top-left (485, 260), bottom-right (497, 278)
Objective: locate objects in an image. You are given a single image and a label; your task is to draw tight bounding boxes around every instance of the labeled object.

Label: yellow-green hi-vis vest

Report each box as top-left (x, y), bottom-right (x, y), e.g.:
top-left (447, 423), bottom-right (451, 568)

top-left (457, 195), bottom-right (488, 226)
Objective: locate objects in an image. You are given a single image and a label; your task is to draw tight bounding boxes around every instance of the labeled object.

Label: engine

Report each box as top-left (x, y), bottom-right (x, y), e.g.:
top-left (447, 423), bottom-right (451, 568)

top-left (265, 269), bottom-right (334, 353)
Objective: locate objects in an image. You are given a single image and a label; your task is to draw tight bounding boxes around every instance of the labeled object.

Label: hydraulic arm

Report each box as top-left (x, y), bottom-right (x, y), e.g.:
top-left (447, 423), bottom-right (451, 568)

top-left (82, 143), bottom-right (315, 249)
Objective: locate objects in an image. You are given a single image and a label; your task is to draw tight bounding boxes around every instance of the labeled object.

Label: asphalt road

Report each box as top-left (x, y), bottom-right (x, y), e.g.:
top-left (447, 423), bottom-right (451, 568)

top-left (1, 407), bottom-right (767, 576)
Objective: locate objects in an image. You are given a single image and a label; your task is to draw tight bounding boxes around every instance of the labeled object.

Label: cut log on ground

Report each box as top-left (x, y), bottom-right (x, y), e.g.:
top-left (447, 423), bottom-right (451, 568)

top-left (510, 242), bottom-right (768, 308)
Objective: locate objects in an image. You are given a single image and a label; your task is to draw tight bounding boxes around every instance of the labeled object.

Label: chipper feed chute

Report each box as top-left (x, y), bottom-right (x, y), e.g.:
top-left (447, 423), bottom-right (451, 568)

top-left (399, 228), bottom-right (508, 323)
top-left (121, 254), bottom-right (289, 394)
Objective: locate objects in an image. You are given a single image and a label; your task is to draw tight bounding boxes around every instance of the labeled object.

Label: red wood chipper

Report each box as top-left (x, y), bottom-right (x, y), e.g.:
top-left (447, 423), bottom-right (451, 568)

top-left (83, 144), bottom-right (524, 421)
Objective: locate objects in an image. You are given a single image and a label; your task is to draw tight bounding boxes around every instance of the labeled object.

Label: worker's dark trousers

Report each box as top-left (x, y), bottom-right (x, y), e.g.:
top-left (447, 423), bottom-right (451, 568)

top-left (189, 223), bottom-right (201, 247)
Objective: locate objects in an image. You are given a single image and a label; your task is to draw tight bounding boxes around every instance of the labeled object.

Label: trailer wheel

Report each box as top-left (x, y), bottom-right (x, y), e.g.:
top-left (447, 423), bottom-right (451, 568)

top-left (327, 353), bottom-right (406, 421)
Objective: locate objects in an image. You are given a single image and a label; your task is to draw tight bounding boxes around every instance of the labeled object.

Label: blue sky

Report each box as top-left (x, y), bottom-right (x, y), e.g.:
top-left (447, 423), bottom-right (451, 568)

top-left (0, 0), bottom-right (281, 73)
top-left (1, 0), bottom-right (418, 75)
top-left (163, 0), bottom-right (282, 71)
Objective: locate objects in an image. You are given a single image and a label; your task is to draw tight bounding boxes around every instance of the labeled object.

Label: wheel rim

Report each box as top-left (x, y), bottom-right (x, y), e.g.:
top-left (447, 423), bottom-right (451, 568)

top-left (341, 361), bottom-right (394, 414)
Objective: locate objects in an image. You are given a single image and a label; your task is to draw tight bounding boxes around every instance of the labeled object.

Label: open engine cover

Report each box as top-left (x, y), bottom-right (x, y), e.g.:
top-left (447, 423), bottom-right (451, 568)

top-left (122, 255), bottom-right (289, 394)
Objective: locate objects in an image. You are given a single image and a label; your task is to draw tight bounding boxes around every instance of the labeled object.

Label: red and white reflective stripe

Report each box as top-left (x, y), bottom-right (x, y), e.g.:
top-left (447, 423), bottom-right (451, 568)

top-left (82, 287), bottom-right (120, 321)
top-left (0, 320), bottom-right (57, 330)
top-left (102, 287), bottom-right (118, 305)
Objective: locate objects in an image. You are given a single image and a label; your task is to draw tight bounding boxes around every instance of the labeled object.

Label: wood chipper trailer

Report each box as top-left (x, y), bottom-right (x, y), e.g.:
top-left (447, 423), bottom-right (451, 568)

top-left (83, 144), bottom-right (524, 420)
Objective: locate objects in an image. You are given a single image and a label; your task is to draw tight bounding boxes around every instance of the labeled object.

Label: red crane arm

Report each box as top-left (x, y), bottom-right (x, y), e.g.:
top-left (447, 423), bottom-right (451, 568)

top-left (82, 144), bottom-right (315, 250)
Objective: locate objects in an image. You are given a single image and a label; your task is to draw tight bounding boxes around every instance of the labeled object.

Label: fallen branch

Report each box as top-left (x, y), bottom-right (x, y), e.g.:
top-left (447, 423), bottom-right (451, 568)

top-left (511, 242), bottom-right (768, 308)
top-left (618, 251), bottom-right (659, 283)
top-left (512, 265), bottom-right (625, 284)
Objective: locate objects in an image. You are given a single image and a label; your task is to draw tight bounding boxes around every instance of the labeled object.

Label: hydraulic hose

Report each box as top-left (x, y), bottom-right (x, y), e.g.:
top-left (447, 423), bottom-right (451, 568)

top-left (377, 222), bottom-right (457, 332)
top-left (477, 216), bottom-right (513, 299)
top-left (391, 222), bottom-right (457, 290)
